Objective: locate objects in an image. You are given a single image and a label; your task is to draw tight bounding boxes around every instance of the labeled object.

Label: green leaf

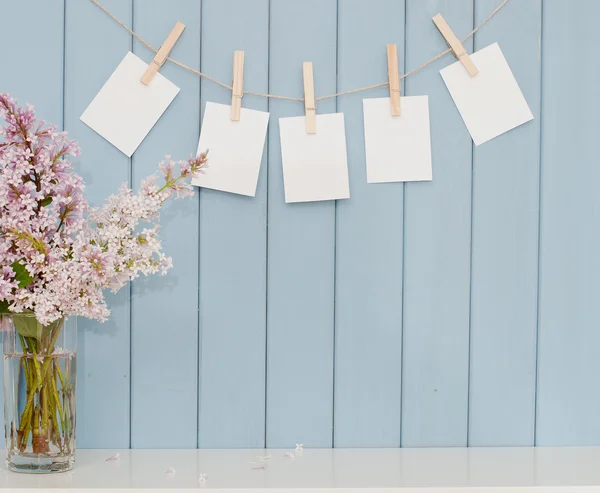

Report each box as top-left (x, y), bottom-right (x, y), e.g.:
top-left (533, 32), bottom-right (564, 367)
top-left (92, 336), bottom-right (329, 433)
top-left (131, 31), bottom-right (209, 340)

top-left (40, 197), bottom-right (53, 207)
top-left (0, 299), bottom-right (10, 314)
top-left (11, 260), bottom-right (33, 289)
top-left (12, 314), bottom-right (48, 340)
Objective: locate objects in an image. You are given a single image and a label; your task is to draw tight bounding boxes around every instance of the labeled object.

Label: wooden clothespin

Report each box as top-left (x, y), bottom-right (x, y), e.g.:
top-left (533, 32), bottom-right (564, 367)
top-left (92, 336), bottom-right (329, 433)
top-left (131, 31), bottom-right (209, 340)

top-left (386, 44), bottom-right (401, 116)
top-left (303, 62), bottom-right (316, 134)
top-left (141, 21), bottom-right (186, 85)
top-left (231, 50), bottom-right (245, 121)
top-left (432, 14), bottom-right (478, 76)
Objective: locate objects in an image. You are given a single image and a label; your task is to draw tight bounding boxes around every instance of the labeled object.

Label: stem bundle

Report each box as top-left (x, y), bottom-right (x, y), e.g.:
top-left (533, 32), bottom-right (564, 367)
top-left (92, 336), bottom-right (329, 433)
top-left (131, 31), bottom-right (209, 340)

top-left (15, 319), bottom-right (74, 455)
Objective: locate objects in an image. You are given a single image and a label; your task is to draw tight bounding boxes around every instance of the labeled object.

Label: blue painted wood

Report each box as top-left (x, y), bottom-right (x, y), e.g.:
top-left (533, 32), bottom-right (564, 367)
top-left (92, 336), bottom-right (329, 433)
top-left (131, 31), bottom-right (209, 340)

top-left (334, 0), bottom-right (404, 448)
top-left (0, 0), bottom-right (65, 449)
top-left (401, 0), bottom-right (473, 447)
top-left (468, 0), bottom-right (542, 446)
top-left (64, 0), bottom-right (132, 448)
top-left (266, 0), bottom-right (337, 448)
top-left (5, 0), bottom-right (600, 449)
top-left (198, 0), bottom-right (269, 448)
top-left (0, 1), bottom-right (64, 123)
top-left (130, 0), bottom-right (201, 448)
top-left (536, 0), bottom-right (600, 446)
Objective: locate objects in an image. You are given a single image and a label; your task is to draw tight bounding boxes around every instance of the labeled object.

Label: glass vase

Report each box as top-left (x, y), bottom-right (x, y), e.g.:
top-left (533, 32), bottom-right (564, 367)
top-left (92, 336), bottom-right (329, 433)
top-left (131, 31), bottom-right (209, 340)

top-left (2, 313), bottom-right (76, 473)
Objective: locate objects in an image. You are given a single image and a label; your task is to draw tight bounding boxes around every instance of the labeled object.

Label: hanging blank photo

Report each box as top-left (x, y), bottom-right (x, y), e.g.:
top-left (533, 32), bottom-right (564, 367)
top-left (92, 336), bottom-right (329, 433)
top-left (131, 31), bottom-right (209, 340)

top-left (363, 96), bottom-right (432, 183)
top-left (80, 52), bottom-right (180, 157)
top-left (440, 42), bottom-right (533, 146)
top-left (279, 113), bottom-right (350, 204)
top-left (192, 102), bottom-right (270, 197)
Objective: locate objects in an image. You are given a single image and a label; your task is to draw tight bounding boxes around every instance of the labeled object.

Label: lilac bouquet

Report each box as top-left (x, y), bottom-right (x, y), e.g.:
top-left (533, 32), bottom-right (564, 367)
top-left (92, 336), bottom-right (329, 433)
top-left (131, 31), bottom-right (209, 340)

top-left (0, 93), bottom-right (207, 324)
top-left (0, 93), bottom-right (207, 467)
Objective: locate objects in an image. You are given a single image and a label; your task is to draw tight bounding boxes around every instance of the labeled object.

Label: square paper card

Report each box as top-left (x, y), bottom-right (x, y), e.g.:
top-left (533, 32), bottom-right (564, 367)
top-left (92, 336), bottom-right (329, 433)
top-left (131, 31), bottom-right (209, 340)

top-left (192, 102), bottom-right (270, 197)
top-left (363, 96), bottom-right (432, 183)
top-left (440, 42), bottom-right (533, 146)
top-left (279, 113), bottom-right (350, 203)
top-left (80, 52), bottom-right (180, 157)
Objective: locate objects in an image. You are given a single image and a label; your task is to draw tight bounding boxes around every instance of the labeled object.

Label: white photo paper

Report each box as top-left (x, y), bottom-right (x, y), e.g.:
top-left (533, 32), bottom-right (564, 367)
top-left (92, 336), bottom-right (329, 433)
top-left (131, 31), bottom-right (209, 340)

top-left (440, 42), bottom-right (533, 146)
top-left (192, 102), bottom-right (270, 197)
top-left (279, 113), bottom-right (350, 203)
top-left (363, 96), bottom-right (432, 183)
top-left (80, 52), bottom-right (180, 157)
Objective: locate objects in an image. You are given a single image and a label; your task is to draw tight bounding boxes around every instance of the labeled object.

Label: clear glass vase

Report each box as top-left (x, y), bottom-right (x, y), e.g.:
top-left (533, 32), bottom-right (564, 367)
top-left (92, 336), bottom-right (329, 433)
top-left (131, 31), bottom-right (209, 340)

top-left (2, 313), bottom-right (76, 473)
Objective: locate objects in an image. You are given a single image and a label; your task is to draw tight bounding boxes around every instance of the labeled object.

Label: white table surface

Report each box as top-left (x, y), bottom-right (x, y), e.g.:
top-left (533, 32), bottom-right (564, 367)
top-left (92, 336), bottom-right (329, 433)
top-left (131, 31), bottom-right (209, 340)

top-left (1, 447), bottom-right (600, 492)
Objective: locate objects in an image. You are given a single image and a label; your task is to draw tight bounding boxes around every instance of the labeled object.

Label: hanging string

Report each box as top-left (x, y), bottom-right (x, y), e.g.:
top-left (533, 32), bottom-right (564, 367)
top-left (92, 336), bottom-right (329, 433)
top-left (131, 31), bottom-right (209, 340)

top-left (89, 0), bottom-right (511, 103)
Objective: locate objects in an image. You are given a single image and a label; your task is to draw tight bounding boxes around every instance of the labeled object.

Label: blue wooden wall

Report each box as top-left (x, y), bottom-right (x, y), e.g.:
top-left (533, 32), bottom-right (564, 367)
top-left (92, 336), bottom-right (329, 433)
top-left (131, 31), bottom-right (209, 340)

top-left (1, 0), bottom-right (599, 449)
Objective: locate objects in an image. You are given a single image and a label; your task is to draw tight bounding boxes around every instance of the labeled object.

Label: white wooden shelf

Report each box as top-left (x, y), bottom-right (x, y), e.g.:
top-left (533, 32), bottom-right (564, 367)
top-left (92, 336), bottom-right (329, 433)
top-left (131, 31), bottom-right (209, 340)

top-left (1, 447), bottom-right (600, 492)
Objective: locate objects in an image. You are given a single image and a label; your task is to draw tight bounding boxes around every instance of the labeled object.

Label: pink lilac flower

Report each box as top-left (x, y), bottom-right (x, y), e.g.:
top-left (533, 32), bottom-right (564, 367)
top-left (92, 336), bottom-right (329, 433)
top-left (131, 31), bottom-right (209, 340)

top-left (0, 94), bottom-right (208, 325)
top-left (0, 266), bottom-right (18, 300)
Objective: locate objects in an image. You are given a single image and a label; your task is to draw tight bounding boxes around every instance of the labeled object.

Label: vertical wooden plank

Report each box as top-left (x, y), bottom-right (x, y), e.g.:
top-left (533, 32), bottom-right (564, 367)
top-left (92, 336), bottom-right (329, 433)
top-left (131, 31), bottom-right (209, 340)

top-left (334, 0), bottom-right (404, 447)
top-left (130, 0), bottom-right (200, 448)
top-left (266, 0), bottom-right (337, 448)
top-left (0, 0), bottom-right (64, 449)
top-left (536, 0), bottom-right (600, 445)
top-left (0, 1), bottom-right (64, 122)
top-left (401, 0), bottom-right (473, 447)
top-left (468, 0), bottom-right (542, 446)
top-left (64, 0), bottom-right (132, 448)
top-left (198, 0), bottom-right (269, 448)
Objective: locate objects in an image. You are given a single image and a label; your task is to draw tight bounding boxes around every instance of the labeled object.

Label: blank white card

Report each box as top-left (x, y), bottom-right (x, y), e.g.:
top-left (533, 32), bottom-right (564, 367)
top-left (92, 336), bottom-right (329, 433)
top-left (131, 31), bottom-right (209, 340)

top-left (192, 102), bottom-right (270, 197)
top-left (80, 52), bottom-right (180, 157)
top-left (440, 43), bottom-right (533, 146)
top-left (279, 113), bottom-right (350, 204)
top-left (363, 96), bottom-right (432, 183)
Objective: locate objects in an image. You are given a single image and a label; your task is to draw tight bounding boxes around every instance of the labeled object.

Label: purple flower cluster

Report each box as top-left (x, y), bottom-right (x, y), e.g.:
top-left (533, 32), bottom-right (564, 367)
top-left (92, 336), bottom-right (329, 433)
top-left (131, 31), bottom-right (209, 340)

top-left (0, 94), bottom-right (207, 325)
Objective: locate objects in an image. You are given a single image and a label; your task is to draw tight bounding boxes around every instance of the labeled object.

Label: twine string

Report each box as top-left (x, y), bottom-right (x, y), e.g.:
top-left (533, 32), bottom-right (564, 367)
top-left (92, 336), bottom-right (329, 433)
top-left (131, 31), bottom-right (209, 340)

top-left (89, 0), bottom-right (510, 103)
